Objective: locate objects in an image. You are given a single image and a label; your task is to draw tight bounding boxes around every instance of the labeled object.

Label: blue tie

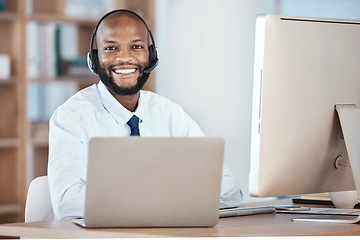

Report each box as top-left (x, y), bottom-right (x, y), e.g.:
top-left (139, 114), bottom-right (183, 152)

top-left (126, 115), bottom-right (140, 136)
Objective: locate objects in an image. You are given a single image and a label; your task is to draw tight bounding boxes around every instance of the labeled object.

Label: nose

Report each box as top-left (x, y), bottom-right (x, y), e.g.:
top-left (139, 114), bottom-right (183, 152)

top-left (115, 48), bottom-right (133, 62)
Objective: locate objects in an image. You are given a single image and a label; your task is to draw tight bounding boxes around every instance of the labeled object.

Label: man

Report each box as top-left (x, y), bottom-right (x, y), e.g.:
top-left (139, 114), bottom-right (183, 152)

top-left (48, 9), bottom-right (242, 220)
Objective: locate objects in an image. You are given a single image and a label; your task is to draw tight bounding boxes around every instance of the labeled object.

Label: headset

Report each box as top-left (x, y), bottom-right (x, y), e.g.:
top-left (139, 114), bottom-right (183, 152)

top-left (87, 9), bottom-right (159, 75)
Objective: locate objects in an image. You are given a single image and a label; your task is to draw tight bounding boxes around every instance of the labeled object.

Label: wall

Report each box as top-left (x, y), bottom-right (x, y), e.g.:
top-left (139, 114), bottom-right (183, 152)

top-left (155, 0), bottom-right (276, 202)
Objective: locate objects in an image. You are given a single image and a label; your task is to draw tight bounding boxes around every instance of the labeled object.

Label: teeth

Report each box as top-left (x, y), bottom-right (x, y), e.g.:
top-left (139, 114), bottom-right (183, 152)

top-left (114, 68), bottom-right (136, 74)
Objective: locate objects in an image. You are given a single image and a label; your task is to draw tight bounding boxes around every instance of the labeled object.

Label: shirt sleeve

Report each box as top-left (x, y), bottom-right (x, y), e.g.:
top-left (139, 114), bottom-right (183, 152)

top-left (47, 107), bottom-right (90, 220)
top-left (177, 107), bottom-right (243, 208)
top-left (220, 164), bottom-right (243, 208)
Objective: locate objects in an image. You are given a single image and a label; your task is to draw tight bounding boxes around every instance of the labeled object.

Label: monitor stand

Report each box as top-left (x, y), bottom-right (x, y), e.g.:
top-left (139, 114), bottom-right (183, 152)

top-left (335, 104), bottom-right (360, 200)
top-left (291, 104), bottom-right (360, 224)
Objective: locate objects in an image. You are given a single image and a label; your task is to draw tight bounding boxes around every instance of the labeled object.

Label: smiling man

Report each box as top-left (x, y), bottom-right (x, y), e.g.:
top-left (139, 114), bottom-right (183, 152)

top-left (96, 12), bottom-right (151, 110)
top-left (47, 9), bottom-right (242, 220)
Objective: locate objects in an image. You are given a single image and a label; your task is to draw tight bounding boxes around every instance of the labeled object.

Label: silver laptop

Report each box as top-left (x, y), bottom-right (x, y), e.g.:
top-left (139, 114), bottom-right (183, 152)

top-left (73, 137), bottom-right (224, 228)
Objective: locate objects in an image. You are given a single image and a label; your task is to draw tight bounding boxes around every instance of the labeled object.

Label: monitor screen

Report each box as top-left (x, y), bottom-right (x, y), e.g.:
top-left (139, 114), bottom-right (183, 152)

top-left (249, 14), bottom-right (360, 198)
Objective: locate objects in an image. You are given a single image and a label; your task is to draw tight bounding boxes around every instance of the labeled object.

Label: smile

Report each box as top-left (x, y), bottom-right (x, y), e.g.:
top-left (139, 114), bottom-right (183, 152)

top-left (113, 68), bottom-right (137, 74)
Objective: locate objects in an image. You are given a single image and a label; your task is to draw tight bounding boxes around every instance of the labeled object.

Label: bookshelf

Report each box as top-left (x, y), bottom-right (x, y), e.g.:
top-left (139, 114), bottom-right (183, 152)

top-left (0, 0), bottom-right (155, 223)
top-left (0, 0), bottom-right (26, 224)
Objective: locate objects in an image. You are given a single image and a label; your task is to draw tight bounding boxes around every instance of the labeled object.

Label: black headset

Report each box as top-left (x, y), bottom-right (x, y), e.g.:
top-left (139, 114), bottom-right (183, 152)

top-left (87, 9), bottom-right (159, 75)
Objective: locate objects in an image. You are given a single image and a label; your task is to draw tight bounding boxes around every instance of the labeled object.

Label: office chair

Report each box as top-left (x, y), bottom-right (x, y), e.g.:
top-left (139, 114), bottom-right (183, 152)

top-left (25, 176), bottom-right (54, 222)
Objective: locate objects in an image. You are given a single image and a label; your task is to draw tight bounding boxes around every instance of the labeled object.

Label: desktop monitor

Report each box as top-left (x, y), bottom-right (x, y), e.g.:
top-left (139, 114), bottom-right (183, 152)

top-left (249, 14), bottom-right (360, 198)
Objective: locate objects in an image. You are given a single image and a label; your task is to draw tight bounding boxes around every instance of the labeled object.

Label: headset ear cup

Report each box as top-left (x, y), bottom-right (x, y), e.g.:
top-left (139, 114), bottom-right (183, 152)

top-left (87, 52), bottom-right (95, 73)
top-left (148, 44), bottom-right (157, 62)
top-left (144, 45), bottom-right (159, 74)
top-left (91, 50), bottom-right (99, 74)
top-left (87, 50), bottom-right (98, 74)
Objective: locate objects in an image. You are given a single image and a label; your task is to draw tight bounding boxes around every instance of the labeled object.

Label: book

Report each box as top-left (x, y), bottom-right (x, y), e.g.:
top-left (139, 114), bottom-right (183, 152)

top-left (0, 0), bottom-right (6, 12)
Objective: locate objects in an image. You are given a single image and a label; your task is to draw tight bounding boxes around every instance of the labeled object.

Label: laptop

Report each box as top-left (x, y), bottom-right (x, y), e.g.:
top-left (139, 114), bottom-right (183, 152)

top-left (73, 137), bottom-right (224, 228)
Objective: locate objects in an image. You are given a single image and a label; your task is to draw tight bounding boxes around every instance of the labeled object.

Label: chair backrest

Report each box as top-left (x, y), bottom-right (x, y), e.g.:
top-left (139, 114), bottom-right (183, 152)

top-left (25, 176), bottom-right (54, 222)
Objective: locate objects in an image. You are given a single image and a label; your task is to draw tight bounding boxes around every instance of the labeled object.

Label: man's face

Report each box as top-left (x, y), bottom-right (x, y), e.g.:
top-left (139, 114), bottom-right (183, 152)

top-left (96, 14), bottom-right (150, 95)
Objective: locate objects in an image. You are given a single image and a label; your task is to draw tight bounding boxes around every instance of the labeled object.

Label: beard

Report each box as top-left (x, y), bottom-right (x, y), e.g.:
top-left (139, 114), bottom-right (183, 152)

top-left (98, 65), bottom-right (150, 96)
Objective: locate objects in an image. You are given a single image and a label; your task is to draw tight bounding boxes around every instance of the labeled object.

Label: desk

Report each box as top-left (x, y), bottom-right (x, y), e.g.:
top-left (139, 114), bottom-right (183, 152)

top-left (1, 200), bottom-right (360, 238)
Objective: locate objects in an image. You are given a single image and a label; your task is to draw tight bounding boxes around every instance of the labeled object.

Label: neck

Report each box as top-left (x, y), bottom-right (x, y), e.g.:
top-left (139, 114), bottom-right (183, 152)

top-left (113, 92), bottom-right (140, 112)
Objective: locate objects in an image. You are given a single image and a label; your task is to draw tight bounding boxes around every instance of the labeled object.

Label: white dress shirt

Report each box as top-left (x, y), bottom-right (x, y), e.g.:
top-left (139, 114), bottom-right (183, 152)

top-left (48, 81), bottom-right (243, 219)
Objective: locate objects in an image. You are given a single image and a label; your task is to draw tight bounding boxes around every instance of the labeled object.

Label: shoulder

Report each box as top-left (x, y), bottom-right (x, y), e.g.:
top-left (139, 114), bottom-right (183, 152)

top-left (140, 90), bottom-right (183, 110)
top-left (51, 84), bottom-right (101, 121)
top-left (139, 91), bottom-right (204, 136)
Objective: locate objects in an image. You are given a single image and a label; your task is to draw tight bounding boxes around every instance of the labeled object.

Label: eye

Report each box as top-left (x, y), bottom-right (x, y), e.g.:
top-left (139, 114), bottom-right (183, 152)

top-left (104, 46), bottom-right (117, 51)
top-left (132, 45), bottom-right (145, 50)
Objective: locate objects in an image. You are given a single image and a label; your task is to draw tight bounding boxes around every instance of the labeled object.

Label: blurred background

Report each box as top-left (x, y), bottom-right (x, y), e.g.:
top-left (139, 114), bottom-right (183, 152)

top-left (0, 0), bottom-right (359, 223)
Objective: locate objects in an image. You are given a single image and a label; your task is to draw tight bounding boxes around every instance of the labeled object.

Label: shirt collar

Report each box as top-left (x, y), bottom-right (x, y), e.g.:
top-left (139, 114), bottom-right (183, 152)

top-left (97, 81), bottom-right (145, 124)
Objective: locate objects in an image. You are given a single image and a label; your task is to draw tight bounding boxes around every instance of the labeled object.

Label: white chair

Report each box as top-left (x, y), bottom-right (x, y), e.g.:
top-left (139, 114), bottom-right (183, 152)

top-left (25, 176), bottom-right (54, 222)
